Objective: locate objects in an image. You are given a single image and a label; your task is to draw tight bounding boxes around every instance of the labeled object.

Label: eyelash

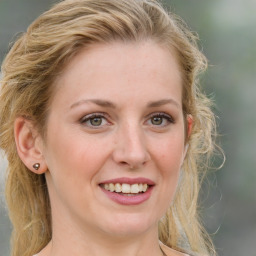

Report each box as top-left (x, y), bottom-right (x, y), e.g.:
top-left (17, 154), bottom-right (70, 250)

top-left (79, 112), bottom-right (174, 129)
top-left (146, 112), bottom-right (174, 127)
top-left (80, 112), bottom-right (110, 129)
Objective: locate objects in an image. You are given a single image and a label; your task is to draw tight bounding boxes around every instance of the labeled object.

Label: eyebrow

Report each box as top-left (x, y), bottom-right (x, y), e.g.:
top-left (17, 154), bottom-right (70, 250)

top-left (70, 99), bottom-right (116, 109)
top-left (70, 98), bottom-right (181, 109)
top-left (147, 99), bottom-right (181, 109)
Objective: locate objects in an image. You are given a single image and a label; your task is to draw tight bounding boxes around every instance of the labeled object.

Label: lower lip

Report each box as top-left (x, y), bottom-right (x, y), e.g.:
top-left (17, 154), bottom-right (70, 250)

top-left (100, 186), bottom-right (154, 205)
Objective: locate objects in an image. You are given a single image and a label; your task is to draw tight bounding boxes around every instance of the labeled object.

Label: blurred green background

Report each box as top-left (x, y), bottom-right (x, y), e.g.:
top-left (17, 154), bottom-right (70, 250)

top-left (0, 0), bottom-right (255, 255)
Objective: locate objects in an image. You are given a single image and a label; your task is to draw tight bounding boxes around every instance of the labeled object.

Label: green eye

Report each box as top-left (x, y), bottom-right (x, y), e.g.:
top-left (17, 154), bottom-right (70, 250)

top-left (80, 113), bottom-right (108, 128)
top-left (147, 113), bottom-right (174, 127)
top-left (151, 116), bottom-right (163, 125)
top-left (90, 117), bottom-right (103, 126)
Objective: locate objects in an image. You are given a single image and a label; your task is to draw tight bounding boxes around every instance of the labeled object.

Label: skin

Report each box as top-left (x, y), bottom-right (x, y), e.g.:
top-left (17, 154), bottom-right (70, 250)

top-left (15, 40), bottom-right (191, 256)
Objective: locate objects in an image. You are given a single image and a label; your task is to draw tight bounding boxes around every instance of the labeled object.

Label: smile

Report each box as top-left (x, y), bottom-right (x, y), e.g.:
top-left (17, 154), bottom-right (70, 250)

top-left (99, 177), bottom-right (154, 205)
top-left (101, 183), bottom-right (149, 194)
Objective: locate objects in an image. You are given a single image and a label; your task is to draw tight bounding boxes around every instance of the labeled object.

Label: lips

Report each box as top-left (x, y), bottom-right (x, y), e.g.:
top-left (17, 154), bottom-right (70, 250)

top-left (99, 177), bottom-right (155, 205)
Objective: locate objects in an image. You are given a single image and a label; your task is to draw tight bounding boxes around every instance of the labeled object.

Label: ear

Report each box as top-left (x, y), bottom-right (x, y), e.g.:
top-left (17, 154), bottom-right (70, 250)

top-left (186, 114), bottom-right (193, 139)
top-left (14, 117), bottom-right (47, 174)
top-left (182, 115), bottom-right (193, 162)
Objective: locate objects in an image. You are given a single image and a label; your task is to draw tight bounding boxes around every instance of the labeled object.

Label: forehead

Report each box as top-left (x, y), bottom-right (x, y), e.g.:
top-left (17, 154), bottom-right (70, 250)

top-left (58, 41), bottom-right (181, 80)
top-left (52, 40), bottom-right (182, 108)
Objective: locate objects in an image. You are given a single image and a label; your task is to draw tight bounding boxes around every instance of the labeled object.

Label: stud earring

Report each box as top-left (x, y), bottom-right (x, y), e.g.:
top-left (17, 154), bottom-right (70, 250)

top-left (33, 163), bottom-right (40, 170)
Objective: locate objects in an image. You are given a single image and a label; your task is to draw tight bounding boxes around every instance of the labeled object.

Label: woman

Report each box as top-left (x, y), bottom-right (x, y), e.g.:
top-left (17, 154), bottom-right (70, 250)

top-left (0, 0), bottom-right (219, 256)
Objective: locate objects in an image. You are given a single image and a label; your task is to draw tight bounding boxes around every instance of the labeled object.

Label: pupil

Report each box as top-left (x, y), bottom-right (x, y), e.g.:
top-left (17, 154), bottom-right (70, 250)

top-left (152, 117), bottom-right (162, 125)
top-left (90, 117), bottom-right (102, 126)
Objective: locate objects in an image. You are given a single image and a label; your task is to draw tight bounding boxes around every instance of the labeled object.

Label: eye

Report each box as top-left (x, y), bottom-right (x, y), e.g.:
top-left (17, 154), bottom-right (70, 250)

top-left (80, 113), bottom-right (109, 128)
top-left (89, 116), bottom-right (103, 126)
top-left (146, 113), bottom-right (174, 127)
top-left (151, 116), bottom-right (164, 125)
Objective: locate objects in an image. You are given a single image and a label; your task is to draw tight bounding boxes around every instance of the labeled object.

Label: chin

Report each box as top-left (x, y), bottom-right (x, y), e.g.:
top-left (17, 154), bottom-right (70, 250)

top-left (99, 213), bottom-right (157, 238)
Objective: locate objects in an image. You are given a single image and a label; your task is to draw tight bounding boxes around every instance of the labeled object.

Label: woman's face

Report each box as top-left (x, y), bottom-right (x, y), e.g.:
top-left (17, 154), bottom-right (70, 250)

top-left (42, 41), bottom-right (188, 239)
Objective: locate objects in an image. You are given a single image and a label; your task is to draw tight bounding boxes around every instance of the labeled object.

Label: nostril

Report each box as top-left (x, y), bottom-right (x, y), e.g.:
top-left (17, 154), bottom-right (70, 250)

top-left (118, 161), bottom-right (136, 170)
top-left (124, 162), bottom-right (135, 169)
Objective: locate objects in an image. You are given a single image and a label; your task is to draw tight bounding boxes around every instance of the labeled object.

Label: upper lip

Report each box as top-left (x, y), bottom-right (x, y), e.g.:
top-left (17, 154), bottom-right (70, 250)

top-left (99, 177), bottom-right (155, 186)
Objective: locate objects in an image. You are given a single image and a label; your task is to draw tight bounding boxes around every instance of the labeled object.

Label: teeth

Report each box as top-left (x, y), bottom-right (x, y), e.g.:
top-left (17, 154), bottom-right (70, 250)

top-left (103, 183), bottom-right (149, 194)
top-left (115, 183), bottom-right (122, 192)
top-left (109, 183), bottom-right (115, 192)
top-left (131, 184), bottom-right (140, 193)
top-left (122, 184), bottom-right (131, 193)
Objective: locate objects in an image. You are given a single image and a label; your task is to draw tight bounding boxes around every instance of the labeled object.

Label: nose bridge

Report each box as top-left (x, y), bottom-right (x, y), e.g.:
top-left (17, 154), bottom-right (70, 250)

top-left (124, 122), bottom-right (145, 153)
top-left (113, 121), bottom-right (150, 168)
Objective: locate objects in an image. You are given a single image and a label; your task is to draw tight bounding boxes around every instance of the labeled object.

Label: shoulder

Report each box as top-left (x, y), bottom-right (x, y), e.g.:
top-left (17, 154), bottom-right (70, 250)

top-left (160, 242), bottom-right (190, 256)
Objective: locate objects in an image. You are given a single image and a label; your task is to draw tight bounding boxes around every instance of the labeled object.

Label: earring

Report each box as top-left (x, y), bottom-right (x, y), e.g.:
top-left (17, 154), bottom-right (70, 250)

top-left (32, 163), bottom-right (40, 170)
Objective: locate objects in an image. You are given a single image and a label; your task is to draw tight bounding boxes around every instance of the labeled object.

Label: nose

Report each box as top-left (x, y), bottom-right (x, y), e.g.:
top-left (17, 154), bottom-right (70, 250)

top-left (112, 123), bottom-right (151, 169)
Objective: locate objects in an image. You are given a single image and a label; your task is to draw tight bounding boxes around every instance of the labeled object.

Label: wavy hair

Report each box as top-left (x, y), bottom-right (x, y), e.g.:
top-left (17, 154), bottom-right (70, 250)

top-left (0, 0), bottom-right (219, 255)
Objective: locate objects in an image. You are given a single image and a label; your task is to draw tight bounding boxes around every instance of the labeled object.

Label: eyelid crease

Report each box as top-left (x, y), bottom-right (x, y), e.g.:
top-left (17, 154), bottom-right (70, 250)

top-left (79, 112), bottom-right (112, 129)
top-left (143, 112), bottom-right (175, 129)
top-left (147, 112), bottom-right (175, 123)
top-left (80, 112), bottom-right (109, 121)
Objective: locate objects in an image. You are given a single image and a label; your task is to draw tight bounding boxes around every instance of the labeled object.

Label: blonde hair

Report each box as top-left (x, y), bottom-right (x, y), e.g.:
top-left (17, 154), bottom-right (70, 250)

top-left (0, 0), bottom-right (219, 255)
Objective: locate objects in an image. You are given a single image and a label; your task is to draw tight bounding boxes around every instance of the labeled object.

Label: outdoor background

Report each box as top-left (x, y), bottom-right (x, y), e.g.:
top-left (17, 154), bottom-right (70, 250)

top-left (0, 0), bottom-right (255, 255)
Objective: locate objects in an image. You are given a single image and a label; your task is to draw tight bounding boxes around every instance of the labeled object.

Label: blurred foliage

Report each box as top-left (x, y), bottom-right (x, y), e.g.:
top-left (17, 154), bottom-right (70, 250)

top-left (1, 0), bottom-right (256, 255)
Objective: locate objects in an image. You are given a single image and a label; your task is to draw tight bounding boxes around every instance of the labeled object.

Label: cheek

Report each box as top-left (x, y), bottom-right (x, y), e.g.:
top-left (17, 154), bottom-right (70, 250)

top-left (153, 137), bottom-right (184, 200)
top-left (44, 128), bottom-right (110, 184)
top-left (44, 133), bottom-right (104, 206)
top-left (155, 138), bottom-right (185, 170)
top-left (152, 142), bottom-right (183, 213)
